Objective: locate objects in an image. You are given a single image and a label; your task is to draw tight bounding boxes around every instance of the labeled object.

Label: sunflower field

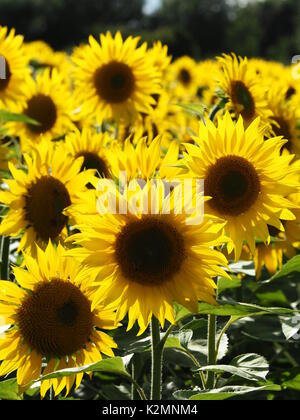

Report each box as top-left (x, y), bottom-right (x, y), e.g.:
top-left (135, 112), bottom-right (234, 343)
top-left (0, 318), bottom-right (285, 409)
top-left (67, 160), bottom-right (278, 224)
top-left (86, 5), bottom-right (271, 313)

top-left (0, 25), bottom-right (300, 404)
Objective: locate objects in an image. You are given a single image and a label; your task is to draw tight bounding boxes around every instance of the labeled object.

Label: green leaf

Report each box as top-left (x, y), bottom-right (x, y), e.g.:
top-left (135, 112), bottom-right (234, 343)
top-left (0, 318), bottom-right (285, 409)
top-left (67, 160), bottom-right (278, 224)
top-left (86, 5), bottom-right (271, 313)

top-left (197, 300), bottom-right (297, 318)
top-left (38, 357), bottom-right (130, 382)
top-left (176, 102), bottom-right (207, 119)
top-left (265, 255), bottom-right (300, 283)
top-left (242, 316), bottom-right (286, 343)
top-left (281, 368), bottom-right (300, 391)
top-left (218, 275), bottom-right (242, 295)
top-left (0, 379), bottom-right (22, 400)
top-left (175, 300), bottom-right (297, 324)
top-left (198, 353), bottom-right (269, 382)
top-left (188, 333), bottom-right (229, 362)
top-left (180, 318), bottom-right (208, 331)
top-left (0, 109), bottom-right (40, 126)
top-left (280, 316), bottom-right (300, 341)
top-left (228, 261), bottom-right (255, 276)
top-left (174, 385), bottom-right (281, 401)
top-left (256, 290), bottom-right (290, 308)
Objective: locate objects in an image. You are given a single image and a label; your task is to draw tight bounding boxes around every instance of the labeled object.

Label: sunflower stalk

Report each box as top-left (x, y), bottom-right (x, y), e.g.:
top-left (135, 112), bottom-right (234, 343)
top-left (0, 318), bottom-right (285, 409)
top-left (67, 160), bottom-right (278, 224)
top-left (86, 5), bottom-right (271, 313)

top-left (150, 316), bottom-right (163, 400)
top-left (206, 314), bottom-right (217, 389)
top-left (131, 353), bottom-right (143, 400)
top-left (1, 236), bottom-right (10, 280)
top-left (209, 97), bottom-right (228, 121)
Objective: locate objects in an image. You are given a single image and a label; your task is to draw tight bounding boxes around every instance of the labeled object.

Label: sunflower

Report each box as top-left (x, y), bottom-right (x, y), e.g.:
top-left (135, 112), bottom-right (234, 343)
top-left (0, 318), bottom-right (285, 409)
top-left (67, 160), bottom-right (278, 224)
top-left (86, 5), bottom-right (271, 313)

top-left (66, 181), bottom-right (229, 334)
top-left (0, 140), bottom-right (11, 174)
top-left (0, 26), bottom-right (29, 110)
top-left (6, 69), bottom-right (74, 152)
top-left (167, 56), bottom-right (200, 99)
top-left (0, 140), bottom-right (95, 253)
top-left (148, 41), bottom-right (172, 78)
top-left (64, 127), bottom-right (113, 179)
top-left (184, 113), bottom-right (300, 260)
top-left (24, 40), bottom-right (71, 77)
top-left (254, 193), bottom-right (300, 279)
top-left (267, 86), bottom-right (300, 155)
top-left (72, 31), bottom-right (161, 124)
top-left (0, 241), bottom-right (117, 397)
top-left (217, 54), bottom-right (273, 132)
top-left (116, 91), bottom-right (180, 147)
top-left (109, 136), bottom-right (184, 185)
top-left (197, 59), bottom-right (219, 107)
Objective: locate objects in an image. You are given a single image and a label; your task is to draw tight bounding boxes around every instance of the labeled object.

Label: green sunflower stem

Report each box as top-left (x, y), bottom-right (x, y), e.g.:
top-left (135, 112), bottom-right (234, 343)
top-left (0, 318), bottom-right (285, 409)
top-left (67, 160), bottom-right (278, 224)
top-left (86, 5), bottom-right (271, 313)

top-left (209, 98), bottom-right (228, 121)
top-left (1, 236), bottom-right (10, 280)
top-left (131, 353), bottom-right (142, 400)
top-left (206, 314), bottom-right (217, 389)
top-left (150, 316), bottom-right (163, 400)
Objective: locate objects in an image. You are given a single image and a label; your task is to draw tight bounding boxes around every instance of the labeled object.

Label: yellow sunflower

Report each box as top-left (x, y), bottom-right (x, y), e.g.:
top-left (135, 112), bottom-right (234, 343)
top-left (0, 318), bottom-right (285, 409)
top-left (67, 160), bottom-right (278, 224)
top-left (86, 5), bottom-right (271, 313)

top-left (109, 136), bottom-right (184, 185)
top-left (267, 86), bottom-right (300, 155)
top-left (217, 53), bottom-right (273, 132)
top-left (185, 113), bottom-right (300, 260)
top-left (148, 41), bottom-right (172, 78)
top-left (24, 40), bottom-right (71, 77)
top-left (167, 56), bottom-right (200, 99)
top-left (254, 193), bottom-right (300, 279)
top-left (6, 69), bottom-right (75, 151)
top-left (0, 140), bottom-right (11, 174)
top-left (116, 91), bottom-right (180, 147)
top-left (66, 181), bottom-right (229, 334)
top-left (0, 140), bottom-right (95, 253)
top-left (64, 127), bottom-right (113, 179)
top-left (0, 241), bottom-right (117, 397)
top-left (72, 31), bottom-right (161, 124)
top-left (0, 26), bottom-right (29, 109)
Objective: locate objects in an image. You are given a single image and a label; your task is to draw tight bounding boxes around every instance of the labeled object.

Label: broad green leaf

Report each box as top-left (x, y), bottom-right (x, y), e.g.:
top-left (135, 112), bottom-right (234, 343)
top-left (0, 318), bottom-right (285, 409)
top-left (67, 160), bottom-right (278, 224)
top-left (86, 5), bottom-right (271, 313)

top-left (0, 109), bottom-right (40, 126)
top-left (177, 330), bottom-right (193, 348)
top-left (175, 300), bottom-right (297, 321)
top-left (38, 357), bottom-right (130, 382)
top-left (198, 353), bottom-right (269, 382)
top-left (218, 275), bottom-right (242, 295)
top-left (180, 318), bottom-right (207, 331)
top-left (242, 316), bottom-right (287, 343)
top-left (176, 102), bottom-right (207, 119)
top-left (174, 385), bottom-right (281, 401)
top-left (256, 290), bottom-right (290, 307)
top-left (174, 303), bottom-right (192, 322)
top-left (0, 379), bottom-right (22, 400)
top-left (281, 368), bottom-right (300, 391)
top-left (228, 261), bottom-right (255, 276)
top-left (197, 301), bottom-right (297, 318)
top-left (188, 333), bottom-right (229, 362)
top-left (265, 255), bottom-right (300, 283)
top-left (280, 316), bottom-right (300, 341)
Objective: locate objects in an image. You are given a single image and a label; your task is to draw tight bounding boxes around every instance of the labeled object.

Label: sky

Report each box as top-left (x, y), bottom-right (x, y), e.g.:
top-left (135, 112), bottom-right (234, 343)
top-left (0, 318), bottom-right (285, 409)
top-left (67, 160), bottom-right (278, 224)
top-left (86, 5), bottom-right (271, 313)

top-left (143, 0), bottom-right (161, 15)
top-left (143, 0), bottom-right (262, 14)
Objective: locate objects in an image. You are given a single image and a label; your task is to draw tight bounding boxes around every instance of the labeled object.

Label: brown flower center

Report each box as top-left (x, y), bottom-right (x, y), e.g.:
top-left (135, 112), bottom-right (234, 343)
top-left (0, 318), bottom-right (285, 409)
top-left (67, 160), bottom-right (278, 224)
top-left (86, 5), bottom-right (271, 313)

top-left (178, 68), bottom-right (191, 85)
top-left (115, 216), bottom-right (186, 285)
top-left (0, 57), bottom-right (11, 91)
top-left (94, 61), bottom-right (135, 104)
top-left (24, 94), bottom-right (57, 134)
top-left (17, 279), bottom-right (93, 357)
top-left (285, 87), bottom-right (296, 100)
top-left (76, 151), bottom-right (109, 178)
top-left (25, 176), bottom-right (71, 242)
top-left (205, 155), bottom-right (261, 216)
top-left (231, 81), bottom-right (255, 120)
top-left (271, 117), bottom-right (292, 151)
